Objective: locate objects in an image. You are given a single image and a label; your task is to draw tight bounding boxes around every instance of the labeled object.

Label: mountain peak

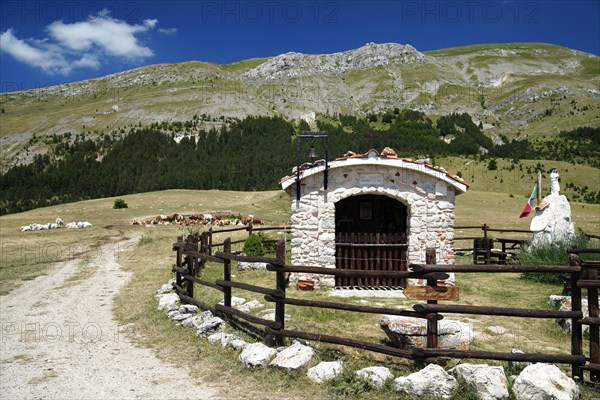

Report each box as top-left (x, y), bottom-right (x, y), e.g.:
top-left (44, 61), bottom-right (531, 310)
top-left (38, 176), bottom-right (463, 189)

top-left (243, 42), bottom-right (427, 80)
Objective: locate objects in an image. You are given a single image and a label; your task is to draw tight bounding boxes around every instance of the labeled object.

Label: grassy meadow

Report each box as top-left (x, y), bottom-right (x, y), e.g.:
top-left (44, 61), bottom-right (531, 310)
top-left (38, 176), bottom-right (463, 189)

top-left (1, 187), bottom-right (599, 399)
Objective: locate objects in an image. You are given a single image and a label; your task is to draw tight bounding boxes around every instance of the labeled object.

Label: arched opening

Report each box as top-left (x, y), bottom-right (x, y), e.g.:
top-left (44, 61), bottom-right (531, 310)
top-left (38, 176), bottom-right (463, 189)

top-left (335, 194), bottom-right (408, 235)
top-left (334, 194), bottom-right (408, 288)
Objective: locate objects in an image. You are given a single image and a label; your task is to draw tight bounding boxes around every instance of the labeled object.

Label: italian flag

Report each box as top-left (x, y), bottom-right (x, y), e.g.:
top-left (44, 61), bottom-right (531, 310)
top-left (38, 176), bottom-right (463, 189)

top-left (519, 184), bottom-right (538, 218)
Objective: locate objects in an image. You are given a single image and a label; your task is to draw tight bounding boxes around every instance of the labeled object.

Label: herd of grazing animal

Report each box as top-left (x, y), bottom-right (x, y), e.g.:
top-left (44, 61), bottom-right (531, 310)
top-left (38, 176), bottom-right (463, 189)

top-left (130, 213), bottom-right (263, 227)
top-left (20, 218), bottom-right (93, 232)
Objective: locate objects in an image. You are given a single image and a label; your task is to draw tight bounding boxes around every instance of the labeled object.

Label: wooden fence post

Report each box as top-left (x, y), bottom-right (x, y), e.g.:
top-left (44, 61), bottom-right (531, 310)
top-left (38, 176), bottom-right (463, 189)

top-left (223, 238), bottom-right (232, 308)
top-left (587, 264), bottom-right (599, 382)
top-left (274, 240), bottom-right (286, 346)
top-left (208, 227), bottom-right (213, 256)
top-left (175, 236), bottom-right (183, 287)
top-left (570, 253), bottom-right (584, 381)
top-left (426, 248), bottom-right (438, 349)
top-left (200, 231), bottom-right (209, 272)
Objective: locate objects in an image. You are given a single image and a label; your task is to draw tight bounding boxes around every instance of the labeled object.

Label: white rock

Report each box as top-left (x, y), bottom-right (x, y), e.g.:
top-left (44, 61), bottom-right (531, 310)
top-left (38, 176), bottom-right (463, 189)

top-left (530, 194), bottom-right (575, 245)
top-left (238, 262), bottom-right (269, 271)
top-left (558, 298), bottom-right (591, 334)
top-left (236, 300), bottom-right (264, 313)
top-left (228, 338), bottom-right (248, 351)
top-left (508, 349), bottom-right (529, 373)
top-left (206, 332), bottom-right (245, 350)
top-left (157, 293), bottom-right (179, 312)
top-left (218, 296), bottom-right (246, 307)
top-left (307, 361), bottom-right (344, 383)
top-left (156, 281), bottom-right (174, 295)
top-left (239, 343), bottom-right (278, 367)
top-left (182, 311), bottom-right (212, 330)
top-left (180, 304), bottom-right (199, 314)
top-left (167, 309), bottom-right (187, 321)
top-left (261, 313), bottom-right (292, 322)
top-left (548, 295), bottom-right (569, 307)
top-left (196, 316), bottom-right (224, 338)
top-left (450, 364), bottom-right (509, 400)
top-left (381, 315), bottom-right (475, 349)
top-left (513, 363), bottom-right (579, 400)
top-left (269, 342), bottom-right (314, 370)
top-left (393, 364), bottom-right (458, 399)
top-left (356, 366), bottom-right (393, 389)
top-left (486, 326), bottom-right (508, 335)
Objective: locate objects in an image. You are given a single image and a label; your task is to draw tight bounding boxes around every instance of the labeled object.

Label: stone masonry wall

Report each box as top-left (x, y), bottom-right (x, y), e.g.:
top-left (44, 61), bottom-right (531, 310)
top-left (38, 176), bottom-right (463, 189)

top-left (289, 164), bottom-right (456, 287)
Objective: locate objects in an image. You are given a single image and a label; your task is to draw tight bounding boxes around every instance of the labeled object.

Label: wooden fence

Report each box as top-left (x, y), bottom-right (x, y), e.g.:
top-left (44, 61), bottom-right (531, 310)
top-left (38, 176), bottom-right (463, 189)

top-left (171, 233), bottom-right (600, 383)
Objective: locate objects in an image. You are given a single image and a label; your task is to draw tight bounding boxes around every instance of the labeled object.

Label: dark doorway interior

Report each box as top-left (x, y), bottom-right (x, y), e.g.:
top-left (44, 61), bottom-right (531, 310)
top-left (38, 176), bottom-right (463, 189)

top-left (335, 194), bottom-right (407, 235)
top-left (334, 195), bottom-right (408, 288)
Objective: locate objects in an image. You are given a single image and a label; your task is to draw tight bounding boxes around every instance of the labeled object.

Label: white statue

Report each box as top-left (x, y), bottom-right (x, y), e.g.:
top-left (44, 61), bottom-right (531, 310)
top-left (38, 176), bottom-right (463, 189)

top-left (530, 168), bottom-right (574, 246)
top-left (550, 168), bottom-right (560, 195)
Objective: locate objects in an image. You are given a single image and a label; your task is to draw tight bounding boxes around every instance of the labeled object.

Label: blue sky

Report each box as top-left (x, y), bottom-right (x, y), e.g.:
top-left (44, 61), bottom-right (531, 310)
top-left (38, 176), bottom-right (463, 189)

top-left (1, 0), bottom-right (599, 92)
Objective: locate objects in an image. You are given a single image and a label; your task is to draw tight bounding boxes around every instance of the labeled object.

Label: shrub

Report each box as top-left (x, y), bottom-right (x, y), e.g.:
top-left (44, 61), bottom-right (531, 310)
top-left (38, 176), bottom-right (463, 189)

top-left (243, 234), bottom-right (265, 257)
top-left (139, 235), bottom-right (153, 245)
top-left (113, 198), bottom-right (128, 209)
top-left (514, 235), bottom-right (600, 284)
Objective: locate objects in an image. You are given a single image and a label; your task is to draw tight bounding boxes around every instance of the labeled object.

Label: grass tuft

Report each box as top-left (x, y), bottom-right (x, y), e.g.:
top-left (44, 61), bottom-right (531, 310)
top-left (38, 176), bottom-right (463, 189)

top-left (515, 235), bottom-right (600, 284)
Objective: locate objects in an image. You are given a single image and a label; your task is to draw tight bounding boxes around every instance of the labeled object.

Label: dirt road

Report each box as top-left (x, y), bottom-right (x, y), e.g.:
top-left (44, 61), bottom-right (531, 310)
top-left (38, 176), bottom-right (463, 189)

top-left (0, 238), bottom-right (217, 400)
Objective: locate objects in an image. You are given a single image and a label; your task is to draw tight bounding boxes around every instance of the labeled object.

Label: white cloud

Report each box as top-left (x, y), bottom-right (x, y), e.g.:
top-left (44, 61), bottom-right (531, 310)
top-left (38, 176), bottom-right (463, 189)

top-left (0, 29), bottom-right (73, 75)
top-left (0, 10), bottom-right (167, 75)
top-left (158, 28), bottom-right (178, 35)
top-left (47, 11), bottom-right (154, 58)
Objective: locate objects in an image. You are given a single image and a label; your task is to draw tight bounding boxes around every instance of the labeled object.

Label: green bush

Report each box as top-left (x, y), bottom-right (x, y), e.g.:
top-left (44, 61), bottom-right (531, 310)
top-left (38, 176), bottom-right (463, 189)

top-left (243, 234), bottom-right (265, 257)
top-left (113, 198), bottom-right (128, 209)
top-left (138, 235), bottom-right (153, 245)
top-left (514, 235), bottom-right (600, 284)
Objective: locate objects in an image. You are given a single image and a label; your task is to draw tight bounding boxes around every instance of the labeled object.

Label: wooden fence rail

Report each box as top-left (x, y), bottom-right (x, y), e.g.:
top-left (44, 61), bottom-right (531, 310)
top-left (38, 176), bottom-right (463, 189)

top-left (171, 233), bottom-right (600, 383)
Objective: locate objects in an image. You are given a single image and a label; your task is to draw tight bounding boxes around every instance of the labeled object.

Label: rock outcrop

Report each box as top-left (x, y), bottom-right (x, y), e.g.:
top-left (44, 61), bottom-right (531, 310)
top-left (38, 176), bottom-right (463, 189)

top-left (381, 315), bottom-right (475, 349)
top-left (356, 366), bottom-right (393, 389)
top-left (306, 361), bottom-right (344, 383)
top-left (243, 43), bottom-right (427, 80)
top-left (513, 363), bottom-right (579, 400)
top-left (530, 194), bottom-right (575, 246)
top-left (393, 364), bottom-right (458, 399)
top-left (238, 343), bottom-right (278, 368)
top-left (450, 364), bottom-right (509, 400)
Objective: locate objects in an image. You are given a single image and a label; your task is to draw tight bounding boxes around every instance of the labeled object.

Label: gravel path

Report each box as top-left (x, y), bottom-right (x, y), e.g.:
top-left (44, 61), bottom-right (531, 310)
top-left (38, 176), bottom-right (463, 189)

top-left (0, 238), bottom-right (217, 400)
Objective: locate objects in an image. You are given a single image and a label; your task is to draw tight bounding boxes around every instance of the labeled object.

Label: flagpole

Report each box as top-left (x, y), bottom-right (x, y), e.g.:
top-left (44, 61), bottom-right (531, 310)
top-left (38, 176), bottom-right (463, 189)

top-left (536, 169), bottom-right (542, 205)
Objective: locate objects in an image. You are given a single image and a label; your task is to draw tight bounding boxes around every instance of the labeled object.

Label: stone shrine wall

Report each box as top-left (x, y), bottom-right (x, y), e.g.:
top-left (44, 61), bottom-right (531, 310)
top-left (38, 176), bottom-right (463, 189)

top-left (289, 163), bottom-right (457, 287)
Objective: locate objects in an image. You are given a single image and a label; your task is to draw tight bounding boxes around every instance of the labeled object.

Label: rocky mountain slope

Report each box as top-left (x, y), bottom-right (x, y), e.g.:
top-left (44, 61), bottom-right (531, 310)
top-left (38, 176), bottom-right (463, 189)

top-left (1, 42), bottom-right (599, 170)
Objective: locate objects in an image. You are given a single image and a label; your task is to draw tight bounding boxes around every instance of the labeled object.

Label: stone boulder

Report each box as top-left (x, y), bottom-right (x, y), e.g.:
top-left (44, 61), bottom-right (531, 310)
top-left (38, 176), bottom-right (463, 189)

top-left (530, 194), bottom-right (575, 246)
top-left (207, 332), bottom-right (248, 351)
top-left (307, 361), bottom-right (344, 383)
top-left (156, 281), bottom-right (175, 295)
top-left (381, 315), bottom-right (475, 350)
top-left (513, 363), bottom-right (579, 400)
top-left (393, 364), bottom-right (458, 399)
top-left (157, 293), bottom-right (180, 312)
top-left (196, 315), bottom-right (225, 338)
top-left (450, 364), bottom-right (509, 400)
top-left (238, 262), bottom-right (269, 271)
top-left (269, 342), bottom-right (314, 370)
top-left (236, 300), bottom-right (264, 313)
top-left (356, 366), bottom-right (394, 389)
top-left (558, 298), bottom-right (591, 334)
top-left (218, 296), bottom-right (246, 307)
top-left (239, 343), bottom-right (278, 368)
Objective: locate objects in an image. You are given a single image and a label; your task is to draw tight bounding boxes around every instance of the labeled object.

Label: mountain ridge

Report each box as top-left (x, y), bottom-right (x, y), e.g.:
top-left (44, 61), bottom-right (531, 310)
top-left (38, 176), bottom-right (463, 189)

top-left (1, 42), bottom-right (599, 170)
